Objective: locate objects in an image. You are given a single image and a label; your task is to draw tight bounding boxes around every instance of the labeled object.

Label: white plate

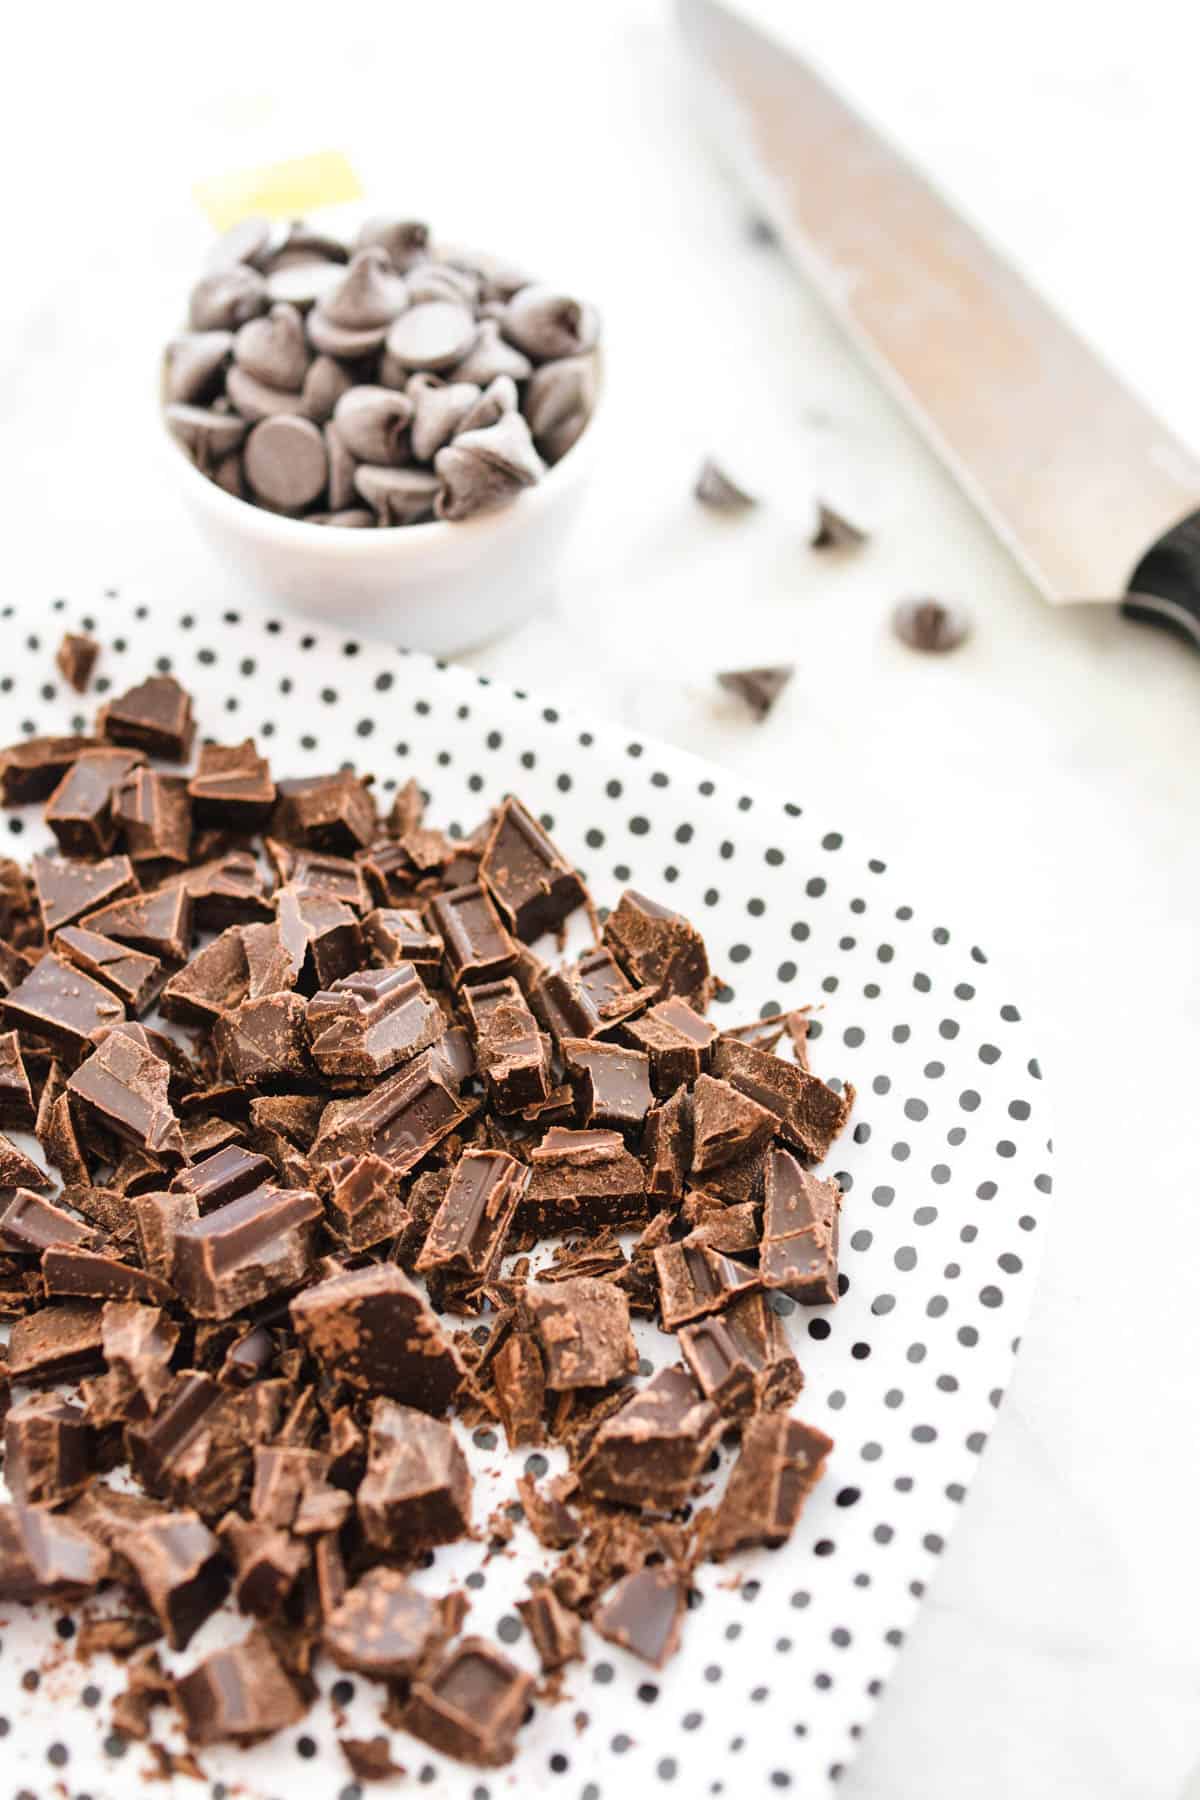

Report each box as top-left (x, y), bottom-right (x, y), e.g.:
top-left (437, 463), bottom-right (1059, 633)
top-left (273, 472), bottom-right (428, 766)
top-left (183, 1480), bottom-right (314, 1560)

top-left (0, 590), bottom-right (1051, 1800)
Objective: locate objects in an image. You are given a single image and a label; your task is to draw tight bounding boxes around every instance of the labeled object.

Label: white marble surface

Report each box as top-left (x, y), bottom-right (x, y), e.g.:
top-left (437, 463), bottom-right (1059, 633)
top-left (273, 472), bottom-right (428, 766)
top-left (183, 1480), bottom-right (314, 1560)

top-left (4, 3), bottom-right (1200, 1795)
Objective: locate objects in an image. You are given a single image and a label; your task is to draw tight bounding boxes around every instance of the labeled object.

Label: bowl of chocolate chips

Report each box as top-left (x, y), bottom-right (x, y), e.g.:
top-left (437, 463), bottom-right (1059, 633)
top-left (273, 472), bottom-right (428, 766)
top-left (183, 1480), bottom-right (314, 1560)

top-left (161, 215), bottom-right (602, 654)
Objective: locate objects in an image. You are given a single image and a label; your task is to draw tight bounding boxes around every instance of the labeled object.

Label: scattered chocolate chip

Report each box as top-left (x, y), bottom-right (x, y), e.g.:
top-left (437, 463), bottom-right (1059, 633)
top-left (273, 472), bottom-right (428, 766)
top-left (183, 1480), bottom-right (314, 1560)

top-left (892, 596), bottom-right (971, 652)
top-left (694, 457), bottom-right (756, 510)
top-left (716, 665), bottom-right (794, 721)
top-left (810, 501), bottom-right (868, 549)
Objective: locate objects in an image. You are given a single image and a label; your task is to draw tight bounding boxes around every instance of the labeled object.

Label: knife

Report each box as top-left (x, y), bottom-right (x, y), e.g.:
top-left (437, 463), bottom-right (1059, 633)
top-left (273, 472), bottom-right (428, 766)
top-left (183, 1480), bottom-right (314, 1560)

top-left (678, 0), bottom-right (1200, 646)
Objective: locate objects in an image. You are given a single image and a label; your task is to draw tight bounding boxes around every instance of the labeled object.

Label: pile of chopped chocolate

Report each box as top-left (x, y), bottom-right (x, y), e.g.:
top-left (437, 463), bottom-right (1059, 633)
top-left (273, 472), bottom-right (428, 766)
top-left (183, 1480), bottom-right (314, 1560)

top-left (0, 650), bottom-right (852, 1772)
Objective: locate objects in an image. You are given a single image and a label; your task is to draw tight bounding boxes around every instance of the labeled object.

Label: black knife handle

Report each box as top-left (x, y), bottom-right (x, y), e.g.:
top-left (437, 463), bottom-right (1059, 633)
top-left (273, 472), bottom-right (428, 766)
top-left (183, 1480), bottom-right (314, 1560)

top-left (1123, 509), bottom-right (1200, 647)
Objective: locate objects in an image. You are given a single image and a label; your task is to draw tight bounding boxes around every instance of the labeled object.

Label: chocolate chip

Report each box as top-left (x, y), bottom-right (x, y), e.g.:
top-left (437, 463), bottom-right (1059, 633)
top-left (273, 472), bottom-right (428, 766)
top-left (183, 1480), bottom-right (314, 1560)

top-left (716, 665), bottom-right (794, 721)
top-left (892, 597), bottom-right (971, 652)
top-left (244, 415), bottom-right (329, 511)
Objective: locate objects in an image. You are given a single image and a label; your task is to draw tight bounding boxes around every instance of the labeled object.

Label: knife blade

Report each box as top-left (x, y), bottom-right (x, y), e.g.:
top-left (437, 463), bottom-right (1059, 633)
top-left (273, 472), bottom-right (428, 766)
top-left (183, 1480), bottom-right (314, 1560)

top-left (678, 0), bottom-right (1200, 645)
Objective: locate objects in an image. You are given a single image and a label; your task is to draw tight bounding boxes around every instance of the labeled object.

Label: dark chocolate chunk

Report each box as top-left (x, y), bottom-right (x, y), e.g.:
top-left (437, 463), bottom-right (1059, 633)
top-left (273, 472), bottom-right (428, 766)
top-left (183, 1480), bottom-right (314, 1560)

top-left (712, 1036), bottom-right (853, 1163)
top-left (56, 632), bottom-right (100, 693)
top-left (171, 1144), bottom-right (275, 1213)
top-left (4, 1393), bottom-right (91, 1503)
top-left (517, 1585), bottom-right (581, 1672)
top-left (188, 739), bottom-right (276, 827)
top-left (161, 850), bottom-right (274, 927)
top-left (357, 1398), bottom-right (472, 1552)
top-left (811, 501), bottom-right (868, 549)
top-left (603, 889), bottom-right (712, 1007)
top-left (415, 1148), bottom-right (526, 1282)
top-left (679, 1289), bottom-right (801, 1416)
top-left (708, 1412), bottom-right (833, 1557)
top-left (716, 665), bottom-right (794, 721)
top-left (213, 991), bottom-right (310, 1086)
top-left (44, 749), bottom-right (144, 858)
top-left (653, 1240), bottom-right (759, 1331)
top-left (67, 1029), bottom-right (185, 1159)
top-left (892, 596), bottom-right (970, 652)
top-left (318, 1152), bottom-right (411, 1251)
top-left (525, 1277), bottom-right (636, 1390)
top-left (101, 1301), bottom-right (180, 1413)
top-left (492, 1334), bottom-right (546, 1449)
top-left (560, 1037), bottom-right (652, 1131)
top-left (250, 1445), bottom-right (328, 1528)
top-left (292, 1263), bottom-right (465, 1408)
top-left (172, 1183), bottom-right (320, 1317)
top-left (535, 945), bottom-right (649, 1042)
top-left (0, 1130), bottom-right (49, 1191)
top-left (682, 1197), bottom-right (759, 1254)
top-left (0, 1501), bottom-right (111, 1600)
top-left (122, 1510), bottom-right (230, 1648)
top-left (521, 1126), bottom-right (648, 1233)
top-left (0, 735), bottom-right (102, 807)
top-left (623, 994), bottom-right (717, 1092)
top-left (339, 1736), bottom-right (407, 1782)
top-left (592, 1563), bottom-right (687, 1666)
top-left (133, 1189), bottom-right (199, 1281)
top-left (269, 842), bottom-right (370, 911)
top-left (175, 1629), bottom-right (308, 1744)
top-left (276, 883), bottom-right (363, 987)
top-left (310, 1048), bottom-right (469, 1174)
top-left (159, 926), bottom-right (249, 1025)
top-left (113, 769), bottom-right (192, 866)
top-left (306, 962), bottom-right (443, 1078)
top-left (99, 675), bottom-right (196, 762)
top-left (56, 925), bottom-right (163, 1012)
top-left (219, 1514), bottom-right (307, 1617)
top-left (0, 1188), bottom-right (94, 1254)
top-left (241, 915), bottom-right (307, 999)
top-left (463, 977), bottom-right (550, 1112)
top-left (516, 1472), bottom-right (579, 1548)
top-left (690, 1072), bottom-right (776, 1174)
top-left (363, 905), bottom-right (443, 970)
top-left (43, 1245), bottom-right (174, 1306)
top-left (430, 882), bottom-right (518, 987)
top-left (8, 1301), bottom-right (106, 1383)
top-left (759, 1145), bottom-right (841, 1304)
top-left (478, 795), bottom-right (586, 940)
top-left (402, 1636), bottom-right (533, 1768)
top-left (81, 886), bottom-right (192, 965)
top-left (643, 1085), bottom-right (692, 1200)
top-left (0, 1030), bottom-right (34, 1129)
top-left (32, 851), bottom-right (136, 933)
top-left (325, 1566), bottom-right (441, 1675)
top-left (579, 1365), bottom-right (722, 1510)
top-left (273, 771), bottom-right (376, 853)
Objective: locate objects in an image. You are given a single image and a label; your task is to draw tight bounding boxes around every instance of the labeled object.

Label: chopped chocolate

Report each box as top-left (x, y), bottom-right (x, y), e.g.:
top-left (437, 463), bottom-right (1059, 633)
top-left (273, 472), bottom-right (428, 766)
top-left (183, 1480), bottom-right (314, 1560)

top-left (240, 917), bottom-right (305, 998)
top-left (213, 991), bottom-right (310, 1086)
top-left (4, 1393), bottom-right (91, 1503)
top-left (516, 1472), bottom-right (580, 1548)
top-left (525, 1277), bottom-right (637, 1389)
top-left (579, 1365), bottom-right (722, 1510)
top-left (122, 1510), bottom-right (229, 1648)
top-left (712, 1036), bottom-right (853, 1163)
top-left (464, 977), bottom-right (550, 1112)
top-left (171, 1144), bottom-right (272, 1211)
top-left (690, 1072), bottom-right (776, 1174)
top-left (318, 1152), bottom-right (411, 1251)
top-left (188, 739), bottom-right (276, 827)
top-left (363, 905), bottom-right (443, 970)
top-left (679, 1290), bottom-right (802, 1416)
top-left (492, 1334), bottom-right (546, 1449)
top-left (430, 881), bottom-right (518, 987)
top-left (0, 1029), bottom-right (34, 1129)
top-left (325, 1566), bottom-right (441, 1675)
top-left (43, 1245), bottom-right (175, 1306)
top-left (0, 735), bottom-right (102, 807)
top-left (521, 1127), bottom-right (648, 1233)
top-left (716, 665), bottom-right (794, 721)
top-left (113, 769), bottom-right (192, 865)
top-left (708, 1412), bottom-right (833, 1558)
top-left (37, 1075), bottom-right (90, 1184)
top-left (162, 849), bottom-right (274, 926)
top-left (99, 674), bottom-right (196, 762)
top-left (8, 1300), bottom-right (106, 1383)
top-left (535, 945), bottom-right (649, 1042)
top-left (811, 500), bottom-right (867, 549)
top-left (306, 962), bottom-right (443, 1078)
top-left (402, 1636), bottom-right (533, 1768)
top-left (31, 850), bottom-right (136, 933)
top-left (759, 1146), bottom-right (841, 1304)
top-left (159, 926), bottom-right (248, 1025)
top-left (61, 1182), bottom-right (136, 1243)
top-left (478, 795), bottom-right (587, 940)
top-left (56, 632), bottom-right (101, 691)
top-left (0, 1501), bottom-right (111, 1600)
top-left (172, 1184), bottom-right (320, 1317)
top-left (694, 456), bottom-right (755, 509)
top-left (683, 1197), bottom-right (760, 1255)
top-left (603, 889), bottom-right (712, 1007)
top-left (270, 843), bottom-right (370, 911)
top-left (102, 1300), bottom-right (179, 1413)
top-left (80, 886), bottom-right (193, 964)
top-left (44, 749), bottom-right (144, 858)
top-left (624, 995), bottom-right (717, 1092)
top-left (593, 1563), bottom-right (688, 1666)
top-left (416, 1148), bottom-right (527, 1282)
top-left (250, 1445), bottom-right (328, 1527)
top-left (273, 771), bottom-right (377, 853)
top-left (339, 1736), bottom-right (407, 1782)
top-left (176, 1629), bottom-right (308, 1744)
top-left (0, 1130), bottom-right (49, 1191)
top-left (310, 1049), bottom-right (470, 1174)
top-left (67, 1028), bottom-right (185, 1159)
top-left (291, 1262), bottom-right (465, 1408)
top-left (357, 1398), bottom-right (472, 1552)
top-left (56, 925), bottom-right (163, 1012)
top-left (74, 1613), bottom-right (162, 1659)
top-left (0, 1187), bottom-right (93, 1254)
top-left (643, 1085), bottom-right (692, 1199)
top-left (560, 1037), bottom-right (652, 1131)
top-left (133, 1189), bottom-right (199, 1281)
top-left (220, 1514), bottom-right (307, 1617)
top-left (276, 883), bottom-right (363, 987)
top-left (653, 1241), bottom-right (759, 1331)
top-left (518, 1584), bottom-right (581, 1672)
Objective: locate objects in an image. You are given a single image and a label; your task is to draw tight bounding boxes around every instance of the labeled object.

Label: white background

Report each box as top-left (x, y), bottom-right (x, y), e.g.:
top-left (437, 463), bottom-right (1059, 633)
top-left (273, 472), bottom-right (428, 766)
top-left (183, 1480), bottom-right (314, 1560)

top-left (2, 3), bottom-right (1199, 1795)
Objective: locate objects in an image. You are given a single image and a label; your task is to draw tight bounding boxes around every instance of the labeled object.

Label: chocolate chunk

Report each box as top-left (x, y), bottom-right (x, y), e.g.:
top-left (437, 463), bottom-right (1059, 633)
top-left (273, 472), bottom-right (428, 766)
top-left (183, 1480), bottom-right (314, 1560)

top-left (3, 950), bottom-right (126, 1054)
top-left (113, 770), bottom-right (192, 866)
top-left (0, 735), bottom-right (102, 807)
top-left (56, 925), bottom-right (163, 1012)
top-left (124, 1370), bottom-right (220, 1490)
top-left (0, 1501), bottom-right (110, 1600)
top-left (430, 882), bottom-right (517, 987)
top-left (239, 917), bottom-right (304, 999)
top-left (100, 675), bottom-right (196, 761)
top-left (521, 1127), bottom-right (648, 1233)
top-left (220, 1515), bottom-right (307, 1617)
top-left (517, 1585), bottom-right (581, 1672)
top-left (102, 1301), bottom-right (180, 1413)
top-left (592, 1564), bottom-right (687, 1667)
top-left (492, 1334), bottom-right (546, 1449)
top-left (0, 1188), bottom-right (94, 1254)
top-left (293, 1263), bottom-right (464, 1409)
top-left (122, 1511), bottom-right (229, 1648)
top-left (716, 665), bottom-right (794, 721)
top-left (172, 1183), bottom-right (319, 1318)
top-left (188, 739), bottom-right (276, 827)
top-left (0, 1030), bottom-right (34, 1129)
top-left (643, 1086), bottom-right (692, 1200)
top-left (682, 1197), bottom-right (760, 1254)
top-left (525, 1277), bottom-right (636, 1390)
top-left (811, 501), bottom-right (868, 549)
top-left (4, 1393), bottom-right (91, 1503)
top-left (8, 1301), bottom-right (105, 1383)
top-left (463, 978), bottom-right (550, 1112)
top-left (55, 632), bottom-right (100, 692)
top-left (270, 844), bottom-right (370, 911)
top-left (133, 1190), bottom-right (199, 1281)
top-left (339, 1736), bottom-right (407, 1782)
top-left (0, 1130), bottom-right (48, 1191)
top-left (363, 906), bottom-right (443, 970)
top-left (306, 963), bottom-right (443, 1078)
top-left (176, 1629), bottom-right (308, 1744)
top-left (579, 1365), bottom-right (722, 1510)
top-left (653, 1241), bottom-right (759, 1331)
top-left (273, 772), bottom-right (376, 854)
top-left (416, 1148), bottom-right (526, 1282)
top-left (623, 995), bottom-right (717, 1092)
top-left (318, 1152), bottom-right (411, 1251)
top-left (277, 884), bottom-right (363, 987)
top-left (32, 851), bottom-right (136, 932)
top-left (517, 1473), bottom-right (579, 1548)
top-left (160, 926), bottom-right (249, 1025)
top-left (68, 1029), bottom-right (185, 1159)
top-left (402, 1636), bottom-right (533, 1768)
top-left (708, 1412), bottom-right (833, 1558)
top-left (477, 796), bottom-right (586, 940)
top-left (213, 991), bottom-right (311, 1086)
top-left (161, 850), bottom-right (274, 926)
top-left (603, 890), bottom-right (712, 1008)
top-left (44, 749), bottom-right (144, 857)
top-left (81, 886), bottom-right (192, 964)
top-left (561, 1037), bottom-right (652, 1131)
top-left (690, 1072), bottom-right (776, 1174)
top-left (61, 1182), bottom-right (138, 1244)
top-left (310, 1049), bottom-right (469, 1174)
top-left (892, 596), bottom-right (970, 652)
top-left (759, 1146), bottom-right (841, 1304)
top-left (250, 1445), bottom-right (328, 1527)
top-left (43, 1246), bottom-right (175, 1306)
top-left (171, 1144), bottom-right (275, 1213)
top-left (357, 1399), bottom-right (472, 1552)
top-left (712, 1036), bottom-right (852, 1163)
top-left (325, 1566), bottom-right (441, 1676)
top-left (679, 1289), bottom-right (801, 1416)
top-left (694, 456), bottom-right (756, 509)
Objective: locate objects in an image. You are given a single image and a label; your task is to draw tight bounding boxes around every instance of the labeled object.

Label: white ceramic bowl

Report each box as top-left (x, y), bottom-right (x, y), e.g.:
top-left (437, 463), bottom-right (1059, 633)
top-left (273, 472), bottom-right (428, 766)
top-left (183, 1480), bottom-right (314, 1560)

top-left (161, 381), bottom-right (601, 656)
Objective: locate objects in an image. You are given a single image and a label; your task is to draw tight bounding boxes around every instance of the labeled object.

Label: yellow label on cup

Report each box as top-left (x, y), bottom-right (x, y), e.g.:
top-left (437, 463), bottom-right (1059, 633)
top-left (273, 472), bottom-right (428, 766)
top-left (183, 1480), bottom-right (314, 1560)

top-left (194, 151), bottom-right (363, 230)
